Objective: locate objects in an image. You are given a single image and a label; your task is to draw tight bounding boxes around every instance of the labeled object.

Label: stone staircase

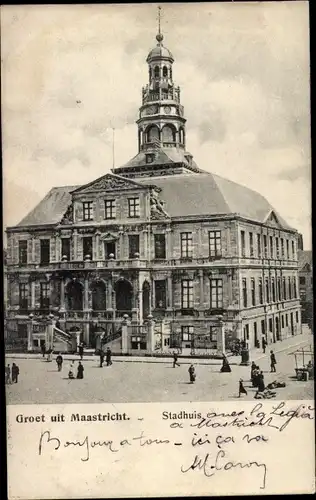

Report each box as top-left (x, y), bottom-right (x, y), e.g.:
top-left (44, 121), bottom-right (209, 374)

top-left (53, 326), bottom-right (73, 352)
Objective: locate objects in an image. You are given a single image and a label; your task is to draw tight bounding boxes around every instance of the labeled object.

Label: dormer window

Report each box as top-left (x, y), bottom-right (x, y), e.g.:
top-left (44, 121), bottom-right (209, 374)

top-left (146, 154), bottom-right (154, 164)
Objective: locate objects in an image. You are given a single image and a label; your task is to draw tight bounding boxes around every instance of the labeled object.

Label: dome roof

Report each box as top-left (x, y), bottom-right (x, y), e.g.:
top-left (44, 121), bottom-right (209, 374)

top-left (147, 43), bottom-right (174, 63)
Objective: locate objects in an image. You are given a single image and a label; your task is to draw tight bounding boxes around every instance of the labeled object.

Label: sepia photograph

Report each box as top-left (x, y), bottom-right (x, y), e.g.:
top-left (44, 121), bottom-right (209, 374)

top-left (3, 2), bottom-right (313, 407)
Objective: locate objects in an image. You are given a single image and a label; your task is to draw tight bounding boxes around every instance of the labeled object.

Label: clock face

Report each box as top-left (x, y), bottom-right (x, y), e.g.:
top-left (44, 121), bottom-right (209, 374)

top-left (146, 105), bottom-right (158, 115)
top-left (164, 105), bottom-right (171, 114)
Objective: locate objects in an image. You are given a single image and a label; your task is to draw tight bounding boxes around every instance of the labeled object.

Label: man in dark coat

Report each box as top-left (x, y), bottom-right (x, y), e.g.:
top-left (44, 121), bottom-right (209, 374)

top-left (77, 361), bottom-right (84, 379)
top-left (41, 343), bottom-right (46, 358)
top-left (173, 351), bottom-right (180, 368)
top-left (106, 348), bottom-right (112, 367)
top-left (12, 363), bottom-right (19, 383)
top-left (270, 350), bottom-right (277, 372)
top-left (78, 343), bottom-right (84, 360)
top-left (99, 350), bottom-right (105, 368)
top-left (220, 354), bottom-right (232, 373)
top-left (188, 365), bottom-right (196, 383)
top-left (262, 337), bottom-right (267, 354)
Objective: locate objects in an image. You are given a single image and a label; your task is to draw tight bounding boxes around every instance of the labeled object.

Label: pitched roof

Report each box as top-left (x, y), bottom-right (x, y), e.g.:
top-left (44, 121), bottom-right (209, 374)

top-left (11, 170), bottom-right (292, 229)
top-left (137, 172), bottom-right (292, 227)
top-left (115, 147), bottom-right (201, 173)
top-left (15, 186), bottom-right (78, 227)
top-left (298, 250), bottom-right (313, 271)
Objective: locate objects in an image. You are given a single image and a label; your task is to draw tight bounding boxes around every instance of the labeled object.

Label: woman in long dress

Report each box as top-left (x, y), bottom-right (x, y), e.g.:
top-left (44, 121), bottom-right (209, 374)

top-left (77, 361), bottom-right (84, 379)
top-left (188, 364), bottom-right (196, 384)
top-left (68, 362), bottom-right (74, 379)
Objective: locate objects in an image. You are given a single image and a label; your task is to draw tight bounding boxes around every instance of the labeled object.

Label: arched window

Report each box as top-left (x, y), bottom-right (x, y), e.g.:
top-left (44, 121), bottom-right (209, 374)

top-left (147, 125), bottom-right (160, 143)
top-left (170, 67), bottom-right (173, 79)
top-left (162, 66), bottom-right (168, 77)
top-left (154, 66), bottom-right (160, 78)
top-left (149, 67), bottom-right (152, 80)
top-left (161, 125), bottom-right (175, 143)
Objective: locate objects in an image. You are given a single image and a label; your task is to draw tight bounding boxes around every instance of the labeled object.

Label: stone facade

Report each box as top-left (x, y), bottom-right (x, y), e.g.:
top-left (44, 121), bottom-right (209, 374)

top-left (4, 26), bottom-right (302, 354)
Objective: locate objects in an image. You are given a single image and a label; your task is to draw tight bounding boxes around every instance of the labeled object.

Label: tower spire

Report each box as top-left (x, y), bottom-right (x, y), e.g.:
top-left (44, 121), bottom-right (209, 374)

top-left (156, 5), bottom-right (163, 44)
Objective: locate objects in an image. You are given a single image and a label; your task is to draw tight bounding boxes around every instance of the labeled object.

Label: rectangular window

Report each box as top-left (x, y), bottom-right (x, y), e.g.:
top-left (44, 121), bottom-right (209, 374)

top-left (261, 319), bottom-right (265, 335)
top-left (270, 236), bottom-right (274, 258)
top-left (128, 198), bottom-right (140, 218)
top-left (180, 232), bottom-right (193, 259)
top-left (242, 278), bottom-right (248, 308)
top-left (292, 240), bottom-right (295, 260)
top-left (271, 278), bottom-right (276, 302)
top-left (299, 276), bottom-right (306, 285)
top-left (181, 280), bottom-right (193, 309)
top-left (40, 283), bottom-right (50, 310)
top-left (281, 315), bottom-right (284, 329)
top-left (61, 238), bottom-right (71, 261)
top-left (249, 232), bottom-right (254, 257)
top-left (265, 278), bottom-right (270, 303)
top-left (19, 284), bottom-right (28, 312)
top-left (83, 237), bottom-right (93, 259)
top-left (283, 277), bottom-right (287, 300)
top-left (83, 201), bottom-right (93, 221)
top-left (181, 326), bottom-right (194, 342)
top-left (258, 278), bottom-right (263, 304)
top-left (269, 318), bottom-right (273, 333)
top-left (276, 237), bottom-right (280, 258)
top-left (286, 314), bottom-right (288, 327)
top-left (257, 234), bottom-right (262, 258)
top-left (18, 240), bottom-right (28, 265)
top-left (40, 239), bottom-right (50, 265)
top-left (128, 235), bottom-right (140, 258)
top-left (244, 324), bottom-right (249, 341)
top-left (293, 277), bottom-right (297, 298)
top-left (241, 230), bottom-right (246, 257)
top-left (277, 277), bottom-right (281, 301)
top-left (251, 278), bottom-right (256, 306)
top-left (210, 279), bottom-right (223, 309)
top-left (155, 280), bottom-right (166, 309)
top-left (104, 199), bottom-right (116, 219)
top-left (263, 235), bottom-right (268, 258)
top-left (288, 277), bottom-right (292, 299)
top-left (209, 231), bottom-right (222, 258)
top-left (281, 238), bottom-right (284, 258)
top-left (154, 234), bottom-right (166, 259)
top-left (286, 240), bottom-right (289, 259)
top-left (104, 241), bottom-right (116, 259)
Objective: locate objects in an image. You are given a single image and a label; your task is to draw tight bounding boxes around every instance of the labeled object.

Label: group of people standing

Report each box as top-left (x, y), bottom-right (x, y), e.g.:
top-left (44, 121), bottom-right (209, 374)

top-left (5, 363), bottom-right (19, 384)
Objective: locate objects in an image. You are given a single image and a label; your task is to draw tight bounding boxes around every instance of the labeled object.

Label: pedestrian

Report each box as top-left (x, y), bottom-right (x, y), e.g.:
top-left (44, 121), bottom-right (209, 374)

top-left (77, 361), bottom-right (84, 379)
top-left (106, 347), bottom-right (112, 367)
top-left (56, 353), bottom-right (63, 372)
top-left (250, 361), bottom-right (257, 385)
top-left (270, 350), bottom-right (277, 373)
top-left (253, 365), bottom-right (260, 388)
top-left (173, 351), bottom-right (180, 368)
top-left (5, 364), bottom-right (12, 384)
top-left (99, 350), bottom-right (105, 368)
top-left (239, 378), bottom-right (247, 397)
top-left (188, 364), bottom-right (196, 384)
top-left (78, 343), bottom-right (84, 360)
top-left (11, 363), bottom-right (19, 383)
top-left (41, 343), bottom-right (46, 358)
top-left (255, 371), bottom-right (265, 398)
top-left (220, 354), bottom-right (232, 373)
top-left (68, 362), bottom-right (74, 379)
top-left (262, 337), bottom-right (267, 354)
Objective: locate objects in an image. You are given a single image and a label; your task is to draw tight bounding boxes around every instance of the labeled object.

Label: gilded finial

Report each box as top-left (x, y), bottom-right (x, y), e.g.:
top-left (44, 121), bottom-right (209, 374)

top-left (156, 5), bottom-right (163, 44)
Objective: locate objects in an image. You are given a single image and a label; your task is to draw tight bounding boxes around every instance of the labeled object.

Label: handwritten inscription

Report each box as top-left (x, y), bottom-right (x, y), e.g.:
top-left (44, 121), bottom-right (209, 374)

top-left (29, 401), bottom-right (314, 492)
top-left (181, 450), bottom-right (267, 489)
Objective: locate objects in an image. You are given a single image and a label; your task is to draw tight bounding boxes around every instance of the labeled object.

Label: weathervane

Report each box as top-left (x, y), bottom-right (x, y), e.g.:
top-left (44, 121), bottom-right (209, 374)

top-left (156, 5), bottom-right (163, 44)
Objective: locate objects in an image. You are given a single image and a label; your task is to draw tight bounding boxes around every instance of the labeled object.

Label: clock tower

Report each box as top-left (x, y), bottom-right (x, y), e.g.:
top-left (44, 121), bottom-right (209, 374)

top-left (136, 14), bottom-right (186, 153)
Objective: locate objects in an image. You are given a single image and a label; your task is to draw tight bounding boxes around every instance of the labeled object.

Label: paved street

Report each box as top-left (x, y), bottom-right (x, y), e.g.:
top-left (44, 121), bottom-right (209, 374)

top-left (6, 335), bottom-right (314, 404)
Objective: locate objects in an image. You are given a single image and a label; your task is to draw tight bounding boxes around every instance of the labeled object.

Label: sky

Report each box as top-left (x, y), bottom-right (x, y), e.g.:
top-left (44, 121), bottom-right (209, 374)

top-left (1, 2), bottom-right (311, 248)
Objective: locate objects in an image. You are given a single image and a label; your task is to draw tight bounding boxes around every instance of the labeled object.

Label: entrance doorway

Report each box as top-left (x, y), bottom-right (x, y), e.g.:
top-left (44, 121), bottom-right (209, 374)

top-left (290, 312), bottom-right (294, 335)
top-left (115, 279), bottom-right (133, 315)
top-left (91, 281), bottom-right (106, 311)
top-left (66, 281), bottom-right (83, 310)
top-left (275, 317), bottom-right (280, 341)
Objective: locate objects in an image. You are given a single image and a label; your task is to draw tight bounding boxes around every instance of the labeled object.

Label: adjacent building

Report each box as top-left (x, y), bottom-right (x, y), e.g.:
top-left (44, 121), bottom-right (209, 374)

top-left (298, 250), bottom-right (313, 328)
top-left (4, 26), bottom-right (302, 354)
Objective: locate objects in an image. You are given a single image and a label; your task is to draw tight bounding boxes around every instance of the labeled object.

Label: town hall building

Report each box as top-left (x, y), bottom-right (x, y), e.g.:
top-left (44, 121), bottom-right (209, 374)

top-left (5, 24), bottom-right (302, 354)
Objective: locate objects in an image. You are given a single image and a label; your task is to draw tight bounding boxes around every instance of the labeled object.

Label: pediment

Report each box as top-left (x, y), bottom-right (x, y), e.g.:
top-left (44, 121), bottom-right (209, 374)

top-left (71, 173), bottom-right (149, 195)
top-left (265, 210), bottom-right (281, 227)
top-left (100, 232), bottom-right (118, 242)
